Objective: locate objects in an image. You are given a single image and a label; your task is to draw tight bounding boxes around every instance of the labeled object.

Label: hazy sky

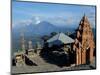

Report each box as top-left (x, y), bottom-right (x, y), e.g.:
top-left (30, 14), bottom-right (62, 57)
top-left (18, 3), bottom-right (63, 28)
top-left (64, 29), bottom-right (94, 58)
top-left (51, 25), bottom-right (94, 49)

top-left (12, 1), bottom-right (96, 28)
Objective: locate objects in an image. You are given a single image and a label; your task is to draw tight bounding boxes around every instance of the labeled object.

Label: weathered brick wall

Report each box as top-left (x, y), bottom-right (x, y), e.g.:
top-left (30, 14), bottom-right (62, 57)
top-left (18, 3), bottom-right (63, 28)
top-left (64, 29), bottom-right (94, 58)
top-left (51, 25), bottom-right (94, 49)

top-left (73, 15), bottom-right (95, 65)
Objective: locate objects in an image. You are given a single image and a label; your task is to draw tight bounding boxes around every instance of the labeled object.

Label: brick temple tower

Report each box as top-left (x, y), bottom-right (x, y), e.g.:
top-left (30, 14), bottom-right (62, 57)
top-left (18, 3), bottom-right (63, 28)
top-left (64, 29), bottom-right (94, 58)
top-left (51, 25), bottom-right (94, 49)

top-left (20, 32), bottom-right (26, 53)
top-left (28, 40), bottom-right (34, 57)
top-left (73, 14), bottom-right (95, 65)
top-left (28, 41), bottom-right (33, 49)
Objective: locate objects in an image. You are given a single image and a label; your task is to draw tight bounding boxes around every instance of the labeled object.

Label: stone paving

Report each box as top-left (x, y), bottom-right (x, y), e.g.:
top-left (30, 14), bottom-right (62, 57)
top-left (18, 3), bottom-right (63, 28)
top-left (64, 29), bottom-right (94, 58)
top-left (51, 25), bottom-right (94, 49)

top-left (11, 55), bottom-right (96, 74)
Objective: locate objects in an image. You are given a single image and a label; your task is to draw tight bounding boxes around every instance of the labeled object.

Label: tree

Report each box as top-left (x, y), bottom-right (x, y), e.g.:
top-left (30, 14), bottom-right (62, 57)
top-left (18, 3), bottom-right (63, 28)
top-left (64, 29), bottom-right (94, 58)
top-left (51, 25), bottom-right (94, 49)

top-left (50, 32), bottom-right (57, 37)
top-left (41, 35), bottom-right (49, 42)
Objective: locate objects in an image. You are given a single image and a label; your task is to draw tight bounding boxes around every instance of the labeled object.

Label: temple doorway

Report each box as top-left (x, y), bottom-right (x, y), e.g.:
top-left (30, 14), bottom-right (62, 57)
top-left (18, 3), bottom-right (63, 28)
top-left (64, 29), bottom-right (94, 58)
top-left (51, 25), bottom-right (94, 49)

top-left (86, 48), bottom-right (90, 64)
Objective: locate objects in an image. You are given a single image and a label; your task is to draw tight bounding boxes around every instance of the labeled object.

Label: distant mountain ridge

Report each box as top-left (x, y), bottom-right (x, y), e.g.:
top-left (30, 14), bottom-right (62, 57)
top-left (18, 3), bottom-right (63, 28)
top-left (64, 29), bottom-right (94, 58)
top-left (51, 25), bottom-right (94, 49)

top-left (12, 21), bottom-right (58, 36)
top-left (12, 21), bottom-right (96, 52)
top-left (12, 21), bottom-right (76, 37)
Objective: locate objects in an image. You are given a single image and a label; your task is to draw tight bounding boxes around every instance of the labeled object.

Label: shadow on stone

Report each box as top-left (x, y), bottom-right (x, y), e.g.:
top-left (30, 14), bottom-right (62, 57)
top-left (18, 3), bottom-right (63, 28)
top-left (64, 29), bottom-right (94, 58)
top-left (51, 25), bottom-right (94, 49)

top-left (25, 56), bottom-right (38, 66)
top-left (40, 45), bottom-right (72, 67)
top-left (12, 58), bottom-right (16, 66)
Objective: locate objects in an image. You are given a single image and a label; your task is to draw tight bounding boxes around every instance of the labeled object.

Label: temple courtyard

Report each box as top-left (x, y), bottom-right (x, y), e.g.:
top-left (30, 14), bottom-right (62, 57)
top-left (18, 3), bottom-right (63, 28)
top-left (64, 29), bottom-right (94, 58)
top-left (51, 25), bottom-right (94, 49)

top-left (12, 55), bottom-right (96, 74)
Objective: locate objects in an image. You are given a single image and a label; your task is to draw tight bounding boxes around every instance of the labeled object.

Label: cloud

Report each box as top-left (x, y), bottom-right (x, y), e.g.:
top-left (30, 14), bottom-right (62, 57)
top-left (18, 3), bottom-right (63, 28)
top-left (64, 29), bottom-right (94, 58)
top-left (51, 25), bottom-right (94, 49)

top-left (66, 17), bottom-right (74, 25)
top-left (13, 16), bottom-right (42, 27)
top-left (45, 17), bottom-right (67, 27)
top-left (35, 17), bottom-right (41, 24)
top-left (13, 11), bottom-right (96, 28)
